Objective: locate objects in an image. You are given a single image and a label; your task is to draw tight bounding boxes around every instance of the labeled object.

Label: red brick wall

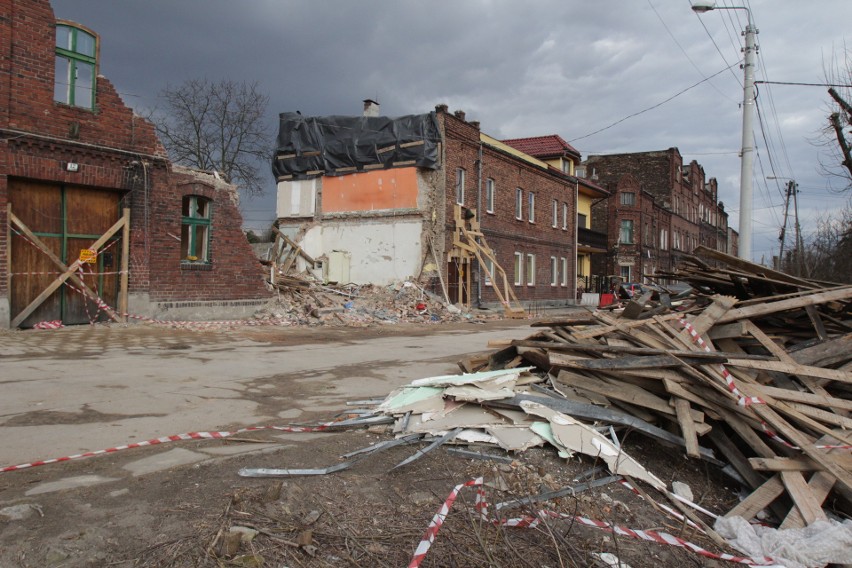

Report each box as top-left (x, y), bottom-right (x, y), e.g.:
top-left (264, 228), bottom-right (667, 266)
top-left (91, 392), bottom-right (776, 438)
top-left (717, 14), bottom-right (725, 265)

top-left (146, 170), bottom-right (267, 302)
top-left (0, 0), bottom-right (267, 317)
top-left (439, 110), bottom-right (576, 304)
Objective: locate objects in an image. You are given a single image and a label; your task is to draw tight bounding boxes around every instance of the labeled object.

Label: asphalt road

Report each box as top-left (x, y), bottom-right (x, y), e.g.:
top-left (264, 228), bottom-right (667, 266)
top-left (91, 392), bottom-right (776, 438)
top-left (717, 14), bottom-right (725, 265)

top-left (0, 319), bottom-right (538, 472)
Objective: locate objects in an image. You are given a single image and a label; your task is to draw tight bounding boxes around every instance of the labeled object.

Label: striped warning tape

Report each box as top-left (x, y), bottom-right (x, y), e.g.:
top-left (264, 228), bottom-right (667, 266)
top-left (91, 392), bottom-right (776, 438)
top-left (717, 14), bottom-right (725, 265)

top-left (0, 422), bottom-right (339, 474)
top-left (408, 477), bottom-right (780, 567)
top-left (679, 319), bottom-right (763, 407)
top-left (678, 319), bottom-right (852, 451)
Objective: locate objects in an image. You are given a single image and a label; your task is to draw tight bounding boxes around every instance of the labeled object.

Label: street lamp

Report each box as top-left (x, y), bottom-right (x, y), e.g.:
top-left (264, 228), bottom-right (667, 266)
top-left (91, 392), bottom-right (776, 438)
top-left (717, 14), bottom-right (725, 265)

top-left (692, 1), bottom-right (758, 261)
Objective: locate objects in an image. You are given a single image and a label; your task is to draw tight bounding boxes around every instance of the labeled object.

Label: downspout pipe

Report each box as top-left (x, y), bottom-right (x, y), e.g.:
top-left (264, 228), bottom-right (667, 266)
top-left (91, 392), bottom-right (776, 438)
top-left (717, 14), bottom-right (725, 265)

top-left (476, 141), bottom-right (483, 307)
top-left (573, 178), bottom-right (579, 305)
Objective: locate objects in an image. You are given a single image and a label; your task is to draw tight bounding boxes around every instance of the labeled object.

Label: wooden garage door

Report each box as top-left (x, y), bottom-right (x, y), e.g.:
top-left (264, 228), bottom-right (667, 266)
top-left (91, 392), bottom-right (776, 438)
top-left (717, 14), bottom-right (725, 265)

top-left (9, 180), bottom-right (123, 327)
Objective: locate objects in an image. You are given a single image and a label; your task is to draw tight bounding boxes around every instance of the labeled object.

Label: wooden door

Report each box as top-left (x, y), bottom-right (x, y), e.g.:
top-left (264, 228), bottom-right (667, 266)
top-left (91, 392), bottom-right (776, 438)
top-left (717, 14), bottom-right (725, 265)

top-left (9, 180), bottom-right (123, 327)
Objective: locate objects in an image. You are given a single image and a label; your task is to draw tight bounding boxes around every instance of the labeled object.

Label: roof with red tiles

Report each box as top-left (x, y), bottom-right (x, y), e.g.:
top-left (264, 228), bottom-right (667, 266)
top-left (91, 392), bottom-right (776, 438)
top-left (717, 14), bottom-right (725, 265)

top-left (501, 135), bottom-right (581, 160)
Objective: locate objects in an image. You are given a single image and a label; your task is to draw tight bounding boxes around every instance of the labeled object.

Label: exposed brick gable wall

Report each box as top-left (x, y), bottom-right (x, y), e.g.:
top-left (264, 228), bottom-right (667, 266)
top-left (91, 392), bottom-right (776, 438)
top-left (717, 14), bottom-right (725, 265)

top-left (0, 0), bottom-right (267, 324)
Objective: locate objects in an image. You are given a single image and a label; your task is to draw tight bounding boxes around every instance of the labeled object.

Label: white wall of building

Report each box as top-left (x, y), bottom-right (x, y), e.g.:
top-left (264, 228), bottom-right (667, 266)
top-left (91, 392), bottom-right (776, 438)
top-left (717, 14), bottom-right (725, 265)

top-left (300, 218), bottom-right (422, 285)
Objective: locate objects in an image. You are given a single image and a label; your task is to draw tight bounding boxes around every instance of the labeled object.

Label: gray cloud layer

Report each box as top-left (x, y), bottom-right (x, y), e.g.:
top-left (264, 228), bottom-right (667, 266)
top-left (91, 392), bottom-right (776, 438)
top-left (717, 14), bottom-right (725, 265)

top-left (53, 0), bottom-right (851, 261)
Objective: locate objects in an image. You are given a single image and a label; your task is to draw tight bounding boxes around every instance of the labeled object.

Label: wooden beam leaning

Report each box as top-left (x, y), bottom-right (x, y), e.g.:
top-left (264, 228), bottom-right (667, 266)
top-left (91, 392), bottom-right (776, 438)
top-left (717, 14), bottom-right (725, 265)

top-left (717, 287), bottom-right (852, 324)
top-left (119, 208), bottom-right (130, 322)
top-left (10, 211), bottom-right (123, 327)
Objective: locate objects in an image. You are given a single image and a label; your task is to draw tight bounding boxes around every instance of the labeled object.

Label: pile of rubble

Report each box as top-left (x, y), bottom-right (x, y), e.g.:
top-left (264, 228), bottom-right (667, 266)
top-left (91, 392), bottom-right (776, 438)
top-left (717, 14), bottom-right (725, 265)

top-left (253, 280), bottom-right (490, 327)
top-left (357, 246), bottom-right (852, 563)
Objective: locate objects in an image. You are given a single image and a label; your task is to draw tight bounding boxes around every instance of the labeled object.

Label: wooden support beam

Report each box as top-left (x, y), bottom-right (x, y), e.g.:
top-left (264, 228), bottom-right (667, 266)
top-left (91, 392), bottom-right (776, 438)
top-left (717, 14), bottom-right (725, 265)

top-left (119, 208), bottom-right (130, 322)
top-left (10, 211), bottom-right (122, 327)
top-left (725, 474), bottom-right (785, 521)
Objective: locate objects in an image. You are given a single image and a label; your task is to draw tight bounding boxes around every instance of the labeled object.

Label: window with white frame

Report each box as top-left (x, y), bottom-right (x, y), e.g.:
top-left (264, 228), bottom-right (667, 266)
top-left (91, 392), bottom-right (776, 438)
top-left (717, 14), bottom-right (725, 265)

top-left (528, 192), bottom-right (535, 222)
top-left (526, 254), bottom-right (535, 285)
top-left (562, 202), bottom-right (568, 230)
top-left (485, 178), bottom-right (495, 213)
top-left (619, 219), bottom-right (634, 244)
top-left (513, 252), bottom-right (523, 286)
top-left (660, 228), bottom-right (668, 250)
top-left (515, 188), bottom-right (523, 220)
top-left (455, 168), bottom-right (465, 204)
top-left (561, 257), bottom-right (568, 286)
top-left (550, 256), bottom-right (558, 286)
top-left (483, 258), bottom-right (494, 286)
top-left (620, 192), bottom-right (635, 206)
top-left (620, 265), bottom-right (631, 281)
top-left (552, 199), bottom-right (558, 228)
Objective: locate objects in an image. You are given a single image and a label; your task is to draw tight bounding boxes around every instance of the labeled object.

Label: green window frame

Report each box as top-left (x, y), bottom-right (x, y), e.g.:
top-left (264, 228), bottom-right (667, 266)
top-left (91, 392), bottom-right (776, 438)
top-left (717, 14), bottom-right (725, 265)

top-left (55, 23), bottom-right (97, 109)
top-left (181, 196), bottom-right (212, 263)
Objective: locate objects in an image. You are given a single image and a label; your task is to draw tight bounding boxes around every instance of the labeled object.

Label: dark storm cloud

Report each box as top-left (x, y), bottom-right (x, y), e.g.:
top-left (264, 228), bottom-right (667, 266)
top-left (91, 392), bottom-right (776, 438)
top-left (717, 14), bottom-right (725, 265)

top-left (52, 0), bottom-right (851, 259)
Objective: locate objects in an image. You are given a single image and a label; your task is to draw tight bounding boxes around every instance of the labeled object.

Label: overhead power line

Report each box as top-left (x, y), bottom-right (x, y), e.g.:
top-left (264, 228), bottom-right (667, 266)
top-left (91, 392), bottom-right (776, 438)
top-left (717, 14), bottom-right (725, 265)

top-left (755, 80), bottom-right (852, 88)
top-left (569, 61), bottom-right (739, 144)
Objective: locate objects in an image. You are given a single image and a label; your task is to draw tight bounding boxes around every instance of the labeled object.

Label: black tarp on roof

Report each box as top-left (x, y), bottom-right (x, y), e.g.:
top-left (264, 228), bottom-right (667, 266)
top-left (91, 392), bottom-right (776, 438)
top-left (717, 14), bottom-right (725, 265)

top-left (272, 112), bottom-right (442, 180)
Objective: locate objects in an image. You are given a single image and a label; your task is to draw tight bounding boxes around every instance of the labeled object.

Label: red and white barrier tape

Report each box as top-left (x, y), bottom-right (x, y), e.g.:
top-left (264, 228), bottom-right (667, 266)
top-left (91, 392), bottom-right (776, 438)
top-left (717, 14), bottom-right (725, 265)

top-left (679, 319), bottom-right (763, 407)
top-left (33, 320), bottom-right (64, 330)
top-left (409, 477), bottom-right (779, 567)
top-left (0, 422), bottom-right (337, 474)
top-left (678, 319), bottom-right (852, 451)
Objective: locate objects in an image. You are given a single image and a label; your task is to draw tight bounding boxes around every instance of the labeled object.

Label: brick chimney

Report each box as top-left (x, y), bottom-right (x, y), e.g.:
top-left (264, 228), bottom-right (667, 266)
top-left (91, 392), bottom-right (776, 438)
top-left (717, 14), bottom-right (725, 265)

top-left (363, 99), bottom-right (380, 117)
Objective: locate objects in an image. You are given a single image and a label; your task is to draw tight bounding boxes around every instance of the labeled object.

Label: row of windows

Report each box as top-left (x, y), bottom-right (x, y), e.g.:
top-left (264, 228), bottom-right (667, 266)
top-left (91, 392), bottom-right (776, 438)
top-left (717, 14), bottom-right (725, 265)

top-left (457, 170), bottom-right (572, 230)
top-left (619, 218), bottom-right (701, 252)
top-left (499, 252), bottom-right (569, 288)
top-left (621, 191), bottom-right (726, 233)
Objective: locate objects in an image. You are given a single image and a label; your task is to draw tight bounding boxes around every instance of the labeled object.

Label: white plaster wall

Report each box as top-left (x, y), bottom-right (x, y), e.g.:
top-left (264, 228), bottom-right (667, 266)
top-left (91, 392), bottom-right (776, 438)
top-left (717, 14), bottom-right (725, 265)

top-left (301, 219), bottom-right (422, 285)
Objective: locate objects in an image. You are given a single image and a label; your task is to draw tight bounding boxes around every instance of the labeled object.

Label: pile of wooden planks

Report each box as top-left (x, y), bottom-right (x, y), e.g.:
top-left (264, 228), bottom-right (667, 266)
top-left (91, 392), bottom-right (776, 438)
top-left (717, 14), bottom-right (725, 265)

top-left (468, 249), bottom-right (852, 528)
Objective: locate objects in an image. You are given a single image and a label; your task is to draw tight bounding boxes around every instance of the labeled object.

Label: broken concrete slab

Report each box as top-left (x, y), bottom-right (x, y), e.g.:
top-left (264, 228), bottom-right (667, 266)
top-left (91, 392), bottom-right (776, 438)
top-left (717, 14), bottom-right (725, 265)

top-left (25, 475), bottom-right (119, 496)
top-left (122, 448), bottom-right (207, 477)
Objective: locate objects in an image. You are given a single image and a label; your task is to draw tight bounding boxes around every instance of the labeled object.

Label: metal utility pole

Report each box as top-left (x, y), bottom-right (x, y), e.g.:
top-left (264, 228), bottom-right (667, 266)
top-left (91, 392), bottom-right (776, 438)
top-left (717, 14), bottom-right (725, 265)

top-left (791, 180), bottom-right (805, 277)
top-left (692, 2), bottom-right (758, 261)
top-left (777, 181), bottom-right (792, 271)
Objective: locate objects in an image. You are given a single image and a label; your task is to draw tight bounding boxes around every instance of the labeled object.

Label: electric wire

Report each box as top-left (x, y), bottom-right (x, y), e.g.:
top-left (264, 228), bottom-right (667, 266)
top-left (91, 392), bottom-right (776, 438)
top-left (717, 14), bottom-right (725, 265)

top-left (568, 61), bottom-right (739, 144)
top-left (650, 0), bottom-right (736, 102)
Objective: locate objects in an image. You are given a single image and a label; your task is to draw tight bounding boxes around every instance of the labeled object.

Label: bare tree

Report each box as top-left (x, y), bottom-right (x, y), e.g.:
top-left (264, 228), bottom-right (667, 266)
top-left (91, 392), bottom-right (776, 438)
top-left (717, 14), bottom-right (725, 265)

top-left (801, 203), bottom-right (852, 283)
top-left (821, 45), bottom-right (852, 191)
top-left (152, 78), bottom-right (272, 196)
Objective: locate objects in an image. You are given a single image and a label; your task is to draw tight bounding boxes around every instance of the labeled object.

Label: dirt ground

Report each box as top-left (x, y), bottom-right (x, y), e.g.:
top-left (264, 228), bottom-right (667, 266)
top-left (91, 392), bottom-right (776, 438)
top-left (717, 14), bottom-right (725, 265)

top-left (0, 321), bottom-right (746, 568)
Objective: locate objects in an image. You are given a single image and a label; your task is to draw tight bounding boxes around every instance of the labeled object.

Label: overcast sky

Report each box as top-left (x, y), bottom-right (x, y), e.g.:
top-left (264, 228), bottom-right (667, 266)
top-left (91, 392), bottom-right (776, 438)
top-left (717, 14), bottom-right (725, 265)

top-left (53, 0), bottom-right (851, 263)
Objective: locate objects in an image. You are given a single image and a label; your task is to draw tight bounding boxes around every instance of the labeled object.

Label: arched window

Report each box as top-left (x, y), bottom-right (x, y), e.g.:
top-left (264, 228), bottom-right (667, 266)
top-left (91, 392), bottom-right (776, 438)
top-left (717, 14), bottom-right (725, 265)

top-left (181, 196), bottom-right (212, 263)
top-left (55, 23), bottom-right (97, 109)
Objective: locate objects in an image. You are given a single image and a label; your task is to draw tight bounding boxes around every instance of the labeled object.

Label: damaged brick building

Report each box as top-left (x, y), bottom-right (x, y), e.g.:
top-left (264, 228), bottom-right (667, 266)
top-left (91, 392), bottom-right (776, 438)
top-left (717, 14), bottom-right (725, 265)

top-left (273, 101), bottom-right (592, 311)
top-left (585, 148), bottom-right (732, 284)
top-left (0, 0), bottom-right (268, 328)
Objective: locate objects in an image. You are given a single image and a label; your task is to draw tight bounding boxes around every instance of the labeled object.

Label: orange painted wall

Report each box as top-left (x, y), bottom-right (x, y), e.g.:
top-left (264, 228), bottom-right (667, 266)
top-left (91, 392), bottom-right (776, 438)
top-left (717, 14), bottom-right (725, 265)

top-left (322, 168), bottom-right (419, 212)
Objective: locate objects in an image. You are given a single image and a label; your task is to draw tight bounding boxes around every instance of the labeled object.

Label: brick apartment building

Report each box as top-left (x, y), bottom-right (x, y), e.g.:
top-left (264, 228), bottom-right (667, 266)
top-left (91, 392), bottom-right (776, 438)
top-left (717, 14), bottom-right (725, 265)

top-left (273, 103), bottom-right (583, 310)
top-left (0, 0), bottom-right (268, 327)
top-left (584, 148), bottom-right (730, 285)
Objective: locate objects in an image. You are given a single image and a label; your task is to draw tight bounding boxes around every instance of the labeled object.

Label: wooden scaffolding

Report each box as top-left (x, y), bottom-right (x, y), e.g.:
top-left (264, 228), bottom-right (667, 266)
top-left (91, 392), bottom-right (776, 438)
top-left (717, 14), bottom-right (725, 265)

top-left (449, 204), bottom-right (525, 318)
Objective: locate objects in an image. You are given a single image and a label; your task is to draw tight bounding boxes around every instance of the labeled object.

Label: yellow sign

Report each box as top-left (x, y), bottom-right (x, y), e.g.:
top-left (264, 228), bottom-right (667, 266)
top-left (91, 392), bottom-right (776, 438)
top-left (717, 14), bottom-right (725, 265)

top-left (79, 248), bottom-right (97, 264)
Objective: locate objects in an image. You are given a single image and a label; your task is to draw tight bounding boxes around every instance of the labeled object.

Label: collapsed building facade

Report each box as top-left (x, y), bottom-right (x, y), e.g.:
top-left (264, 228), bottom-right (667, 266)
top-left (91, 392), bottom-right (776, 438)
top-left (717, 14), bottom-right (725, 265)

top-left (273, 102), bottom-right (605, 311)
top-left (0, 0), bottom-right (268, 328)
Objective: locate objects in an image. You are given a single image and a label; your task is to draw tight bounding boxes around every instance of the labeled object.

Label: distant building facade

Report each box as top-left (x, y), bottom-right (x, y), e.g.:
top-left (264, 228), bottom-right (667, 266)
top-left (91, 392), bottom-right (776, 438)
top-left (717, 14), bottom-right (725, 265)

top-left (585, 148), bottom-right (730, 284)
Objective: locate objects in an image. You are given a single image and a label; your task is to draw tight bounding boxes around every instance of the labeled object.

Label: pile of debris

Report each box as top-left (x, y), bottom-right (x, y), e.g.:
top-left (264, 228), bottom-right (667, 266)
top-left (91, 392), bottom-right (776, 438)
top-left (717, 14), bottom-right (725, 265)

top-left (252, 227), bottom-right (491, 326)
top-left (252, 280), bottom-right (487, 327)
top-left (369, 247), bottom-right (852, 558)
